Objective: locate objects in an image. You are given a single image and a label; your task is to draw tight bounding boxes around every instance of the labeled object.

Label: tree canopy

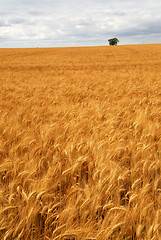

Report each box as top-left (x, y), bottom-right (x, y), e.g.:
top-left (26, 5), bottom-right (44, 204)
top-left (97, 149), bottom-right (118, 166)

top-left (108, 38), bottom-right (119, 45)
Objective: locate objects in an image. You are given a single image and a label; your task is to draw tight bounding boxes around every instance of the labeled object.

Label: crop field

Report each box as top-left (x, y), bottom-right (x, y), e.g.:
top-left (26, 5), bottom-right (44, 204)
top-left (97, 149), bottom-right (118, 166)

top-left (0, 44), bottom-right (161, 239)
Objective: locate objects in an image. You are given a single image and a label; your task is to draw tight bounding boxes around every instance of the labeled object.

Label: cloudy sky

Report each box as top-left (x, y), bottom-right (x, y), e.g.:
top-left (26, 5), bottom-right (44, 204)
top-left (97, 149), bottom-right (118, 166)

top-left (0, 0), bottom-right (161, 48)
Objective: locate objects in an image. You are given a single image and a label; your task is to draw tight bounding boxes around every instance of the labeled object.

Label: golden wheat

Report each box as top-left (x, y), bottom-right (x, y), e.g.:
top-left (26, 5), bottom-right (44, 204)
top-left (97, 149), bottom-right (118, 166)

top-left (0, 44), bottom-right (161, 239)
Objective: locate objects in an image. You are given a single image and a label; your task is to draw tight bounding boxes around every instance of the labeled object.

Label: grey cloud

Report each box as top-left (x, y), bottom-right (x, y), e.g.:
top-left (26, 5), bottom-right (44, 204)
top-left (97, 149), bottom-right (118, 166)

top-left (0, 35), bottom-right (10, 40)
top-left (0, 21), bottom-right (11, 27)
top-left (116, 19), bottom-right (161, 37)
top-left (142, 21), bottom-right (161, 35)
top-left (0, 10), bottom-right (12, 15)
top-left (8, 18), bottom-right (26, 25)
top-left (75, 21), bottom-right (94, 27)
top-left (8, 18), bottom-right (38, 26)
top-left (27, 10), bottom-right (44, 16)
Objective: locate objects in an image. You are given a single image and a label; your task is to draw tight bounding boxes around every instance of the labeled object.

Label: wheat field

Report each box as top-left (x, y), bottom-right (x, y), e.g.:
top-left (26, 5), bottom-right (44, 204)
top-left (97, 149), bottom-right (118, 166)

top-left (0, 44), bottom-right (161, 239)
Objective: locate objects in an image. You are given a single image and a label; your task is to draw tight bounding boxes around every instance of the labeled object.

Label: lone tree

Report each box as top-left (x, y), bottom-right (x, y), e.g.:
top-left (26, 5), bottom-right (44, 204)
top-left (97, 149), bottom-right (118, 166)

top-left (108, 38), bottom-right (119, 45)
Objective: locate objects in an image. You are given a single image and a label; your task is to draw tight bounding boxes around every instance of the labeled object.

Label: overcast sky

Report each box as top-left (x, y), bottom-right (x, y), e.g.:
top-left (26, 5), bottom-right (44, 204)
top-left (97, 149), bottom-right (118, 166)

top-left (0, 0), bottom-right (161, 48)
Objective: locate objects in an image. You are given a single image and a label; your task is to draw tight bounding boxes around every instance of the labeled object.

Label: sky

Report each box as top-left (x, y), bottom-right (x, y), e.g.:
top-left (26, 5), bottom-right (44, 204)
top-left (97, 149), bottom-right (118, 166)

top-left (0, 0), bottom-right (161, 48)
